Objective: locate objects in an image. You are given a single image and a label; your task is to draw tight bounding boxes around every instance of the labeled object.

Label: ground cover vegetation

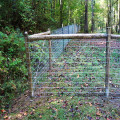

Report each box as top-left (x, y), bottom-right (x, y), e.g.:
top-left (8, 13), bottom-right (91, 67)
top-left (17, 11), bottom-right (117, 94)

top-left (0, 0), bottom-right (120, 119)
top-left (0, 28), bottom-right (28, 109)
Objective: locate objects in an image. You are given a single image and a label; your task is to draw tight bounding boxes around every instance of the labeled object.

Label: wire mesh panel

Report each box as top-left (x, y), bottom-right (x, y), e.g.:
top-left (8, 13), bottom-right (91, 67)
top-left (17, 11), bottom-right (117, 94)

top-left (52, 24), bottom-right (80, 58)
top-left (109, 39), bottom-right (120, 97)
top-left (28, 40), bottom-right (49, 96)
top-left (28, 37), bottom-right (120, 98)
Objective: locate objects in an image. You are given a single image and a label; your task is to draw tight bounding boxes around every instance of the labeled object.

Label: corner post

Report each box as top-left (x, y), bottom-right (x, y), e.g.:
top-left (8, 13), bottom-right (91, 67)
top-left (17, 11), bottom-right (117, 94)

top-left (24, 32), bottom-right (33, 97)
top-left (105, 27), bottom-right (111, 98)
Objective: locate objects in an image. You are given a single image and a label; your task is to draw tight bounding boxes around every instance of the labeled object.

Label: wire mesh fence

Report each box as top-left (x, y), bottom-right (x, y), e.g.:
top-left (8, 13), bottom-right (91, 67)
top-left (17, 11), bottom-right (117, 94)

top-left (28, 24), bottom-right (80, 94)
top-left (26, 28), bottom-right (120, 100)
top-left (52, 24), bottom-right (80, 58)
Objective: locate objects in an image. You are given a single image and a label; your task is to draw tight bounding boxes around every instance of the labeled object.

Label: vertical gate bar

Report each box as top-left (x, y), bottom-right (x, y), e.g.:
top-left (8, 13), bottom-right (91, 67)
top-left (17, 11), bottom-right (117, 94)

top-left (49, 40), bottom-right (52, 75)
top-left (105, 27), bottom-right (111, 98)
top-left (24, 32), bottom-right (33, 97)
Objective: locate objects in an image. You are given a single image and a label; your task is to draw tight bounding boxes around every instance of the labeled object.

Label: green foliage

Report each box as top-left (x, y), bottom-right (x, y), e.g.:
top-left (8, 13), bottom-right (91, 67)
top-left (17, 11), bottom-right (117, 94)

top-left (0, 29), bottom-right (28, 108)
top-left (0, 0), bottom-right (119, 33)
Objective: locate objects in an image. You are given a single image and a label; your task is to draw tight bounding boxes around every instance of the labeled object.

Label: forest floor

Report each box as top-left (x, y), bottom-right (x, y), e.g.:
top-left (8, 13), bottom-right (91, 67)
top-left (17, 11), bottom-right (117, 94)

top-left (1, 39), bottom-right (120, 120)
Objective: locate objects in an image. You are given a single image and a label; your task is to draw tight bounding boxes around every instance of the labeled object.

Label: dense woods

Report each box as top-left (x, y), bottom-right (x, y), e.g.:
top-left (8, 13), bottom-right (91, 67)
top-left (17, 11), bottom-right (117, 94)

top-left (0, 0), bottom-right (120, 33)
top-left (0, 0), bottom-right (120, 112)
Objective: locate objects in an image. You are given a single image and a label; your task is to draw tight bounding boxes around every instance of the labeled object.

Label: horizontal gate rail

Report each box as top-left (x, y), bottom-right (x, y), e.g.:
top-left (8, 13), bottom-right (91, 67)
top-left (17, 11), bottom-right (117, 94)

top-left (28, 33), bottom-right (120, 41)
top-left (29, 30), bottom-right (50, 37)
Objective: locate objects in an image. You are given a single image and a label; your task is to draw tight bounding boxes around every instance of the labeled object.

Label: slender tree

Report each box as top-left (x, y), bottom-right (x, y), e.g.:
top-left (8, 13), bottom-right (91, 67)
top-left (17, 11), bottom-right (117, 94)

top-left (84, 0), bottom-right (89, 33)
top-left (60, 0), bottom-right (63, 27)
top-left (107, 0), bottom-right (112, 27)
top-left (68, 0), bottom-right (71, 24)
top-left (118, 0), bottom-right (120, 33)
top-left (91, 0), bottom-right (95, 32)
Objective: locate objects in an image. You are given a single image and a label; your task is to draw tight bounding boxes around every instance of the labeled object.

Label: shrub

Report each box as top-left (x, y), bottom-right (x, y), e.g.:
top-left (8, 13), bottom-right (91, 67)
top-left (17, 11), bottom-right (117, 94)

top-left (0, 28), bottom-right (28, 108)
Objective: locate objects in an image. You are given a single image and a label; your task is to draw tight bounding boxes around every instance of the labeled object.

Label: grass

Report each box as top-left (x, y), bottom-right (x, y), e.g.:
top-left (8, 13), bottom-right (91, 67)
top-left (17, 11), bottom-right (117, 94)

top-left (5, 95), bottom-right (119, 120)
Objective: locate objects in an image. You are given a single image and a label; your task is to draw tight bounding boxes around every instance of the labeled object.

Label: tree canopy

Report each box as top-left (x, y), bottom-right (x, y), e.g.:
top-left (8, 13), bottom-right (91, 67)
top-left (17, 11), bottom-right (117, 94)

top-left (0, 0), bottom-right (120, 33)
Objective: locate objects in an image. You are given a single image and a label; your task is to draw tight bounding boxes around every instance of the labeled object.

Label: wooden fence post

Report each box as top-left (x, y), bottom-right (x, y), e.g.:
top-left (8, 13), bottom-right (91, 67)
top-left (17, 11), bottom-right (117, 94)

top-left (62, 24), bottom-right (65, 51)
top-left (68, 23), bottom-right (69, 34)
top-left (105, 27), bottom-right (111, 98)
top-left (24, 32), bottom-right (33, 97)
top-left (68, 23), bottom-right (70, 42)
top-left (74, 18), bottom-right (76, 33)
top-left (48, 29), bottom-right (52, 75)
top-left (49, 39), bottom-right (52, 75)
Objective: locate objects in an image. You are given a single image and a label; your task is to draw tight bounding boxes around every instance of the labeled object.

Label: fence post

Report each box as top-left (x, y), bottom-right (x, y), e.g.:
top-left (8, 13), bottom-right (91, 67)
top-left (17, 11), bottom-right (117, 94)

top-left (105, 27), bottom-right (111, 99)
top-left (49, 39), bottom-right (52, 75)
top-left (24, 32), bottom-right (33, 97)
top-left (77, 24), bottom-right (78, 32)
top-left (48, 29), bottom-right (52, 75)
top-left (68, 23), bottom-right (69, 42)
top-left (62, 24), bottom-right (64, 51)
top-left (72, 24), bottom-right (73, 33)
top-left (74, 19), bottom-right (76, 33)
top-left (68, 23), bottom-right (69, 34)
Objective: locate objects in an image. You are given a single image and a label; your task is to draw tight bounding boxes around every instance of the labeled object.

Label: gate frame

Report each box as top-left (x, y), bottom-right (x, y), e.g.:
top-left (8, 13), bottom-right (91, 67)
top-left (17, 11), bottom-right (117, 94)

top-left (25, 27), bottom-right (120, 98)
top-left (24, 30), bottom-right (51, 97)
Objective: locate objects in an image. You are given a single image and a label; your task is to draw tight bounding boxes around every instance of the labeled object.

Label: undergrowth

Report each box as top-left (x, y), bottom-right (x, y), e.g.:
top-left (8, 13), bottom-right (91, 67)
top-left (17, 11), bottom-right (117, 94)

top-left (0, 28), bottom-right (28, 109)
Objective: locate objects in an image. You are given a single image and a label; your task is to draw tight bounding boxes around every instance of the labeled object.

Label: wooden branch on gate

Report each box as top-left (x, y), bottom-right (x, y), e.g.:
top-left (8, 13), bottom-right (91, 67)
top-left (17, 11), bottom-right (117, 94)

top-left (28, 33), bottom-right (107, 41)
top-left (29, 30), bottom-right (51, 37)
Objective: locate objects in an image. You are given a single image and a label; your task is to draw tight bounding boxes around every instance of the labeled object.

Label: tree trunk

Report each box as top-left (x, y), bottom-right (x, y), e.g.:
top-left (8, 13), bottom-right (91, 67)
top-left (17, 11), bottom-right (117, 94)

top-left (53, 0), bottom-right (55, 16)
top-left (68, 0), bottom-right (71, 24)
top-left (107, 0), bottom-right (112, 27)
top-left (51, 0), bottom-right (53, 17)
top-left (60, 0), bottom-right (63, 27)
top-left (118, 0), bottom-right (120, 33)
top-left (84, 0), bottom-right (88, 33)
top-left (91, 0), bottom-right (95, 33)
